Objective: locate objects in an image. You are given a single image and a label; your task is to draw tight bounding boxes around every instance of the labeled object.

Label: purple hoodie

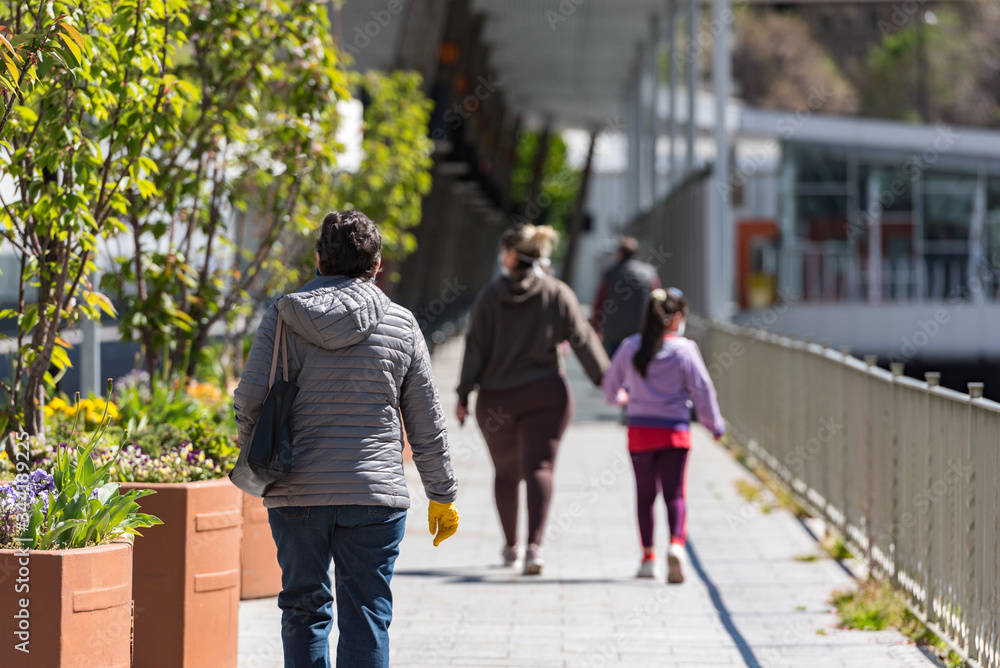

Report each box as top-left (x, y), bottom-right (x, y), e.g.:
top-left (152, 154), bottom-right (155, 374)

top-left (601, 334), bottom-right (725, 438)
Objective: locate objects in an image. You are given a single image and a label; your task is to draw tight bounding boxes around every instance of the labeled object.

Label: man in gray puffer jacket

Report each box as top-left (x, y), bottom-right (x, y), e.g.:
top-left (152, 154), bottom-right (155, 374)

top-left (234, 210), bottom-right (459, 668)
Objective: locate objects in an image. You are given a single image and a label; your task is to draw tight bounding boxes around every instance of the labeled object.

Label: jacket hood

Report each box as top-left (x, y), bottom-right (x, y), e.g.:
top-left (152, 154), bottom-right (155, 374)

top-left (278, 275), bottom-right (390, 350)
top-left (495, 271), bottom-right (547, 304)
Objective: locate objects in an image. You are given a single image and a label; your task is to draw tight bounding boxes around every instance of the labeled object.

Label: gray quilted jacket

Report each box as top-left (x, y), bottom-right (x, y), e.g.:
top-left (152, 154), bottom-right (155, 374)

top-left (233, 275), bottom-right (458, 509)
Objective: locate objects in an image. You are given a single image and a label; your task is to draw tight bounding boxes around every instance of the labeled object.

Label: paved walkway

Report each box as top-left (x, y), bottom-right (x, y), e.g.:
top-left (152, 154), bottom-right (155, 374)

top-left (238, 339), bottom-right (938, 668)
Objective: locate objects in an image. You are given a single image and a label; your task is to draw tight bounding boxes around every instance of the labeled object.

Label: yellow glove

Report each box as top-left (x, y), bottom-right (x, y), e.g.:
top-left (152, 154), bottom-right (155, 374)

top-left (428, 500), bottom-right (460, 547)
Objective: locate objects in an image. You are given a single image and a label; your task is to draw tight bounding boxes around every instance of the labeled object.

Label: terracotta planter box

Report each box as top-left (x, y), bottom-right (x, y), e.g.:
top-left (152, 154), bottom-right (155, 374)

top-left (240, 493), bottom-right (282, 599)
top-left (122, 477), bottom-right (242, 668)
top-left (0, 541), bottom-right (133, 667)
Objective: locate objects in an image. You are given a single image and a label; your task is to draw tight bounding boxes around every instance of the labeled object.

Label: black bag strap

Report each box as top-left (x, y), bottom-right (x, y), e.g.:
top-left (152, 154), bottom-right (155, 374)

top-left (267, 314), bottom-right (289, 387)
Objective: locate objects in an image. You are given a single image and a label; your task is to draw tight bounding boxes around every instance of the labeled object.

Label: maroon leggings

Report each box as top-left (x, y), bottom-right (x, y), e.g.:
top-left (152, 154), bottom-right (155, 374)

top-left (631, 448), bottom-right (689, 548)
top-left (475, 375), bottom-right (573, 547)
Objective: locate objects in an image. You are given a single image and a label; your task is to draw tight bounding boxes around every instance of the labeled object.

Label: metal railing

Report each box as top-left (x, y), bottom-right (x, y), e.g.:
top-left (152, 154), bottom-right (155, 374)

top-left (704, 322), bottom-right (1000, 668)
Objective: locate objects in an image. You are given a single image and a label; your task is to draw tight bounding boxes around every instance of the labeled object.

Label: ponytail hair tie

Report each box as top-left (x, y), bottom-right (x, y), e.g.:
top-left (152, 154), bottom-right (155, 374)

top-left (651, 288), bottom-right (667, 302)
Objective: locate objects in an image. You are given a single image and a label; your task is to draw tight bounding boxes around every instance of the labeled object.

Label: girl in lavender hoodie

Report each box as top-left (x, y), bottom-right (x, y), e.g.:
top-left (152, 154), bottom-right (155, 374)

top-left (601, 287), bottom-right (725, 583)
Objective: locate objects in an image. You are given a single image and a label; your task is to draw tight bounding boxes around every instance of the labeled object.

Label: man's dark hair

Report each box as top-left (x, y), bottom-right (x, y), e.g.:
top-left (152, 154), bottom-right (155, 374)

top-left (316, 210), bottom-right (382, 279)
top-left (617, 236), bottom-right (639, 261)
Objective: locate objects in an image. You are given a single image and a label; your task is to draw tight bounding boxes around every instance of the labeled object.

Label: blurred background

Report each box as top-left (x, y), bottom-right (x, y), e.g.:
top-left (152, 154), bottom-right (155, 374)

top-left (3, 0), bottom-right (999, 402)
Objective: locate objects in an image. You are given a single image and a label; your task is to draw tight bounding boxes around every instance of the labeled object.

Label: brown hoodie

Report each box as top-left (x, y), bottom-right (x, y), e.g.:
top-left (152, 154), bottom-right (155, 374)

top-left (457, 271), bottom-right (609, 405)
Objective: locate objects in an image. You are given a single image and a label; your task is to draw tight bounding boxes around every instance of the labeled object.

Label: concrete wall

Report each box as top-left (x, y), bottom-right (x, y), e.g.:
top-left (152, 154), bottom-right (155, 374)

top-left (735, 301), bottom-right (1000, 359)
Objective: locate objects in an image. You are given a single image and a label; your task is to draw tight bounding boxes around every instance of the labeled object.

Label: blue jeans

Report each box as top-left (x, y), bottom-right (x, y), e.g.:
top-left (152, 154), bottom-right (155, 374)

top-left (268, 504), bottom-right (407, 668)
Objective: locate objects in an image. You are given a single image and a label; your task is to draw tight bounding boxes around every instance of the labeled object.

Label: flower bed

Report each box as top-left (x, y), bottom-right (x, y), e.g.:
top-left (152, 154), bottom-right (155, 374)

top-left (0, 432), bottom-right (161, 667)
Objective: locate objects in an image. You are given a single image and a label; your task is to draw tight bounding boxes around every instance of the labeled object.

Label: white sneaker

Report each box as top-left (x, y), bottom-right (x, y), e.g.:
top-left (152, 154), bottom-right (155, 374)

top-left (502, 545), bottom-right (518, 567)
top-left (523, 544), bottom-right (543, 575)
top-left (636, 558), bottom-right (657, 579)
top-left (667, 543), bottom-right (686, 584)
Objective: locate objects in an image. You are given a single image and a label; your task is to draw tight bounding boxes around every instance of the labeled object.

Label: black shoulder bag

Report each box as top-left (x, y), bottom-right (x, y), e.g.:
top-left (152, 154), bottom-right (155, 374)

top-left (229, 314), bottom-right (299, 497)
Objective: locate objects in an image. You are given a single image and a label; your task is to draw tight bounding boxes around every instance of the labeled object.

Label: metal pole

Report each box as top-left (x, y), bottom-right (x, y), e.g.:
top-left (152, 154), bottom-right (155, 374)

top-left (712, 0), bottom-right (732, 316)
top-left (686, 0), bottom-right (699, 171)
top-left (561, 128), bottom-right (599, 285)
top-left (79, 277), bottom-right (102, 398)
top-left (629, 48), bottom-right (642, 218)
top-left (647, 16), bottom-right (659, 207)
top-left (867, 168), bottom-right (882, 302)
top-left (667, 0), bottom-right (678, 185)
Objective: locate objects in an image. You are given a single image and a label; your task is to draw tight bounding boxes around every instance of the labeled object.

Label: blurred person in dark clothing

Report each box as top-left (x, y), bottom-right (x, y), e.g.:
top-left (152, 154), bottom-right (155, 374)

top-left (590, 237), bottom-right (663, 358)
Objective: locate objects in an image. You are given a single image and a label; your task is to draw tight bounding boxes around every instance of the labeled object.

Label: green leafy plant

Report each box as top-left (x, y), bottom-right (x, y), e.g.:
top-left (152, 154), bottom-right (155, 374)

top-left (3, 421), bottom-right (161, 550)
top-left (336, 70), bottom-right (435, 261)
top-left (133, 423), bottom-right (186, 458)
top-left (104, 0), bottom-right (349, 378)
top-left (832, 579), bottom-right (968, 667)
top-left (0, 0), bottom-right (195, 446)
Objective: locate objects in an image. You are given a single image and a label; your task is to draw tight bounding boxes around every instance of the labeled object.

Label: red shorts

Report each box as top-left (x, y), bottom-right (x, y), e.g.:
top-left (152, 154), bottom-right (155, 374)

top-left (627, 426), bottom-right (691, 453)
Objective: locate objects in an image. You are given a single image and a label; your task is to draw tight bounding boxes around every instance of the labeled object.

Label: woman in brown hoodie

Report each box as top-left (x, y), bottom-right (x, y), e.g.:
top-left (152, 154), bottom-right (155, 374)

top-left (456, 224), bottom-right (609, 575)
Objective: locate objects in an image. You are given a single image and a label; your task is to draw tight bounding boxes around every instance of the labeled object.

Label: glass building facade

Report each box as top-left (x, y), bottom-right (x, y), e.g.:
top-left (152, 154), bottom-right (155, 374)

top-left (780, 141), bottom-right (1000, 303)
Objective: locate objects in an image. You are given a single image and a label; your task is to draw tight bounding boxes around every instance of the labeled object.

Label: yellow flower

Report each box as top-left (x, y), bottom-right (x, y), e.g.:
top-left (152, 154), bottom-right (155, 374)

top-left (44, 406), bottom-right (55, 418)
top-left (49, 397), bottom-right (68, 411)
top-left (187, 381), bottom-right (222, 403)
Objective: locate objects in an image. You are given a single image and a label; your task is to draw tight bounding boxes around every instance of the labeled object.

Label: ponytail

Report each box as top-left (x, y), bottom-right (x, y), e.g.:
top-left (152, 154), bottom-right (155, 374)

top-left (500, 223), bottom-right (558, 274)
top-left (632, 288), bottom-right (689, 377)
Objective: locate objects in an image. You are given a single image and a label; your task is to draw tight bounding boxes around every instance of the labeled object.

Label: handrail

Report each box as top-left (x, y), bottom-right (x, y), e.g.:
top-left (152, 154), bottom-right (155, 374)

top-left (704, 320), bottom-right (1000, 668)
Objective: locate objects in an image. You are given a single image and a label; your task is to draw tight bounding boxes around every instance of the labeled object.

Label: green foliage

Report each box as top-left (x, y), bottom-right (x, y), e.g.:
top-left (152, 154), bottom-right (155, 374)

top-left (734, 478), bottom-right (761, 503)
top-left (0, 0), bottom-right (195, 444)
top-left (832, 578), bottom-right (967, 666)
top-left (860, 9), bottom-right (999, 126)
top-left (821, 533), bottom-right (854, 561)
top-left (510, 131), bottom-right (579, 237)
top-left (133, 423), bottom-right (186, 458)
top-left (833, 580), bottom-right (904, 631)
top-left (336, 70), bottom-right (435, 260)
top-left (11, 432), bottom-right (162, 550)
top-left (103, 0), bottom-right (350, 377)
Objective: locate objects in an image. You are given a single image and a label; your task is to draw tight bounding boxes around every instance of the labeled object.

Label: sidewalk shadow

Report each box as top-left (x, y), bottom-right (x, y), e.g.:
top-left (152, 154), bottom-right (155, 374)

top-left (687, 539), bottom-right (762, 668)
top-left (394, 570), bottom-right (646, 586)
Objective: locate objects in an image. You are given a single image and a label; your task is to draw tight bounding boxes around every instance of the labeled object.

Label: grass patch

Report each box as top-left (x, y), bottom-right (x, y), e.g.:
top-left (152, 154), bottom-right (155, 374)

top-left (832, 579), bottom-right (967, 667)
top-left (721, 438), bottom-right (811, 518)
top-left (820, 534), bottom-right (854, 561)
top-left (794, 554), bottom-right (819, 562)
top-left (734, 479), bottom-right (761, 503)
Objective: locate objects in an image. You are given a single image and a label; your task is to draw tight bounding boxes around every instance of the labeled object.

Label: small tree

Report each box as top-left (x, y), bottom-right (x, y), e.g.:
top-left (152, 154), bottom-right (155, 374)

top-left (103, 0), bottom-right (348, 378)
top-left (860, 8), bottom-right (1000, 125)
top-left (208, 69), bottom-right (436, 380)
top-left (0, 0), bottom-right (193, 449)
top-left (336, 70), bottom-right (434, 262)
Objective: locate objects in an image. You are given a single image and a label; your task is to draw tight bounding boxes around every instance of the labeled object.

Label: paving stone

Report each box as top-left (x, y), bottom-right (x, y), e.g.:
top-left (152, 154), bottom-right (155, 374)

top-left (238, 338), bottom-right (937, 668)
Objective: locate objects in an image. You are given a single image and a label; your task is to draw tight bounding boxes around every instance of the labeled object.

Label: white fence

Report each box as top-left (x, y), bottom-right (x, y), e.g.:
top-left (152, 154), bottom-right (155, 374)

top-left (705, 322), bottom-right (1000, 668)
